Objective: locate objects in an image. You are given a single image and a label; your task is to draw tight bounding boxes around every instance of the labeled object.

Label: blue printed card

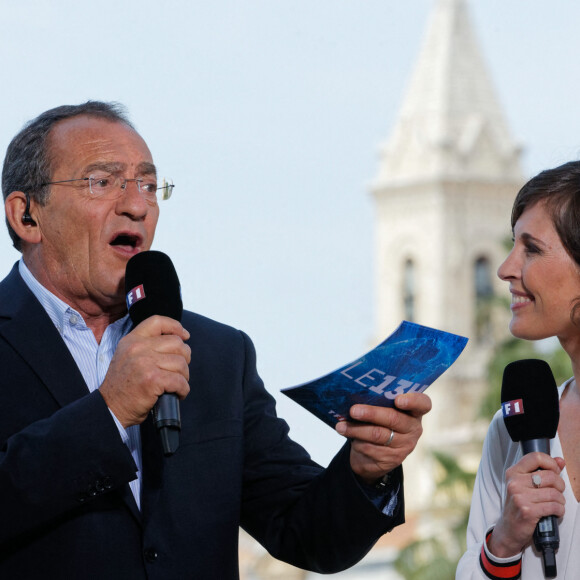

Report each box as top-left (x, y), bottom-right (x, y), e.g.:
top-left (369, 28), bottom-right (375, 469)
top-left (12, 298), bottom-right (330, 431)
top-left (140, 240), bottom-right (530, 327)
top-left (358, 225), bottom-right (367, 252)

top-left (281, 321), bottom-right (468, 428)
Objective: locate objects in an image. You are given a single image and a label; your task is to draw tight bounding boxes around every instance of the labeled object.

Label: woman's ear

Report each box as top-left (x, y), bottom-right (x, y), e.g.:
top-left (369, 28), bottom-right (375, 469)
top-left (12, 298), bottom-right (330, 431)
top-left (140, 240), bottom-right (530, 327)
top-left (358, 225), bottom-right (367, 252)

top-left (5, 191), bottom-right (41, 245)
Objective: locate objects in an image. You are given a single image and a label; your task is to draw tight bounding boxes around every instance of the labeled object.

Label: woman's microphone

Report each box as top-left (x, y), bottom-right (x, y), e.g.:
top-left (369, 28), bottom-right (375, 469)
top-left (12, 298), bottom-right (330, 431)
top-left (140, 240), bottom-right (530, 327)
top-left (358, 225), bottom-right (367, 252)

top-left (501, 359), bottom-right (560, 578)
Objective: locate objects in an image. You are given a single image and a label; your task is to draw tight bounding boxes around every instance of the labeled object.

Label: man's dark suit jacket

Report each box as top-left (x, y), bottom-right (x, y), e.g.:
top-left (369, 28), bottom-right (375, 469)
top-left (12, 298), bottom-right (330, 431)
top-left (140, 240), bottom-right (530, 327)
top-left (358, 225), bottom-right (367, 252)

top-left (0, 263), bottom-right (404, 579)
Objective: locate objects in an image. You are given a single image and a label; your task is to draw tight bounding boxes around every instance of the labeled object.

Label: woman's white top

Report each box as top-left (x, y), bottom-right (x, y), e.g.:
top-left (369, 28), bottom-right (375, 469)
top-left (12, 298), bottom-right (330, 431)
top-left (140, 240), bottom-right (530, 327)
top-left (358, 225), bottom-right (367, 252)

top-left (456, 381), bottom-right (580, 579)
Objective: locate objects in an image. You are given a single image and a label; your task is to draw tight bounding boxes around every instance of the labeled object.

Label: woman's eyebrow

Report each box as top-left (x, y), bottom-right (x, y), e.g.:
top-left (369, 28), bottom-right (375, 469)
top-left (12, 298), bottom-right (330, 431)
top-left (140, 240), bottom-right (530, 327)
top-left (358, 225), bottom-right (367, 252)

top-left (520, 232), bottom-right (546, 246)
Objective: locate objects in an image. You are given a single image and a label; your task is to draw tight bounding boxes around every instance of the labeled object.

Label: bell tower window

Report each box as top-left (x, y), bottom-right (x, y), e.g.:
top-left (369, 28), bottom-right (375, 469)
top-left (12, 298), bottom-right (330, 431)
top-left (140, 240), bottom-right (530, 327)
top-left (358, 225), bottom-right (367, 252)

top-left (403, 259), bottom-right (415, 322)
top-left (474, 256), bottom-right (493, 342)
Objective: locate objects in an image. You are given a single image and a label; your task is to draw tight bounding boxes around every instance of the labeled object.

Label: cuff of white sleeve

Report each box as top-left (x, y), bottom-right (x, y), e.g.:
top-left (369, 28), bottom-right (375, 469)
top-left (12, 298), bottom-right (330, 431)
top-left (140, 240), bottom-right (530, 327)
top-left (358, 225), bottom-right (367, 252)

top-left (358, 473), bottom-right (400, 517)
top-left (479, 526), bottom-right (522, 579)
top-left (108, 409), bottom-right (130, 445)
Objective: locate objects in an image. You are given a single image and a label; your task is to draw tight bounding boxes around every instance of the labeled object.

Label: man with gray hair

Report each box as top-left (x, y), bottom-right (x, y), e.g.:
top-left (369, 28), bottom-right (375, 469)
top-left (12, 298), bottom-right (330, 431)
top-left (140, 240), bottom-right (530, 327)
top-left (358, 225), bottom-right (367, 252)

top-left (0, 101), bottom-right (431, 578)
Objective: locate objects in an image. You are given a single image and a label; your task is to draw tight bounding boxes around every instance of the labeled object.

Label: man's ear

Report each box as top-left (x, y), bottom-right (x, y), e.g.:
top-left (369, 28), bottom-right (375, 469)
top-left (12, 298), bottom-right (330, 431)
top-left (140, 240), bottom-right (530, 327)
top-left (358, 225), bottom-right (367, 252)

top-left (5, 191), bottom-right (41, 245)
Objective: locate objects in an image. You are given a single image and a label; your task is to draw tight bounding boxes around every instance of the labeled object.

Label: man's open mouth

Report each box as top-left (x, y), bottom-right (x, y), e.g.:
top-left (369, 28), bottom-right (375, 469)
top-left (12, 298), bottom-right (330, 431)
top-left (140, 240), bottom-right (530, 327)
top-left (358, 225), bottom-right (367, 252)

top-left (110, 233), bottom-right (141, 248)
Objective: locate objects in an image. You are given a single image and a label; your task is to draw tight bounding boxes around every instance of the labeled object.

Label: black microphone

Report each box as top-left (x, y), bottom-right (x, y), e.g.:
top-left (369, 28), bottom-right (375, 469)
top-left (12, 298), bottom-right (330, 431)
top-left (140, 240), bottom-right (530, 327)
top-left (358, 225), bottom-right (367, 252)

top-left (501, 359), bottom-right (560, 578)
top-left (125, 250), bottom-right (183, 456)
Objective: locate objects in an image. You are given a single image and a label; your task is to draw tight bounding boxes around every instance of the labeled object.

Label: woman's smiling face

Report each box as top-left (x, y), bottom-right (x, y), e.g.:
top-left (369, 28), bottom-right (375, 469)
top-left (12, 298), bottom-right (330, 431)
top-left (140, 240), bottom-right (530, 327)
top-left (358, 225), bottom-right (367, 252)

top-left (498, 200), bottom-right (580, 342)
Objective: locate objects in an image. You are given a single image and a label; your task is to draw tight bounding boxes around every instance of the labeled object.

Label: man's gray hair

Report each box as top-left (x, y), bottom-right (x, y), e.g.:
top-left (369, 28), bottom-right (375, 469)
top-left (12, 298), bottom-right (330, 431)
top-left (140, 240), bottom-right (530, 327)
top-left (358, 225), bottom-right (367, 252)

top-left (2, 101), bottom-right (135, 251)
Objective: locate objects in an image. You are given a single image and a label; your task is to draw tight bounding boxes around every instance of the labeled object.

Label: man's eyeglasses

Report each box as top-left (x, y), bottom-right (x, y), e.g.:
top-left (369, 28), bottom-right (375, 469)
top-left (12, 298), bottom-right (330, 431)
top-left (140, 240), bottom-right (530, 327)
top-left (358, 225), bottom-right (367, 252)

top-left (41, 173), bottom-right (174, 203)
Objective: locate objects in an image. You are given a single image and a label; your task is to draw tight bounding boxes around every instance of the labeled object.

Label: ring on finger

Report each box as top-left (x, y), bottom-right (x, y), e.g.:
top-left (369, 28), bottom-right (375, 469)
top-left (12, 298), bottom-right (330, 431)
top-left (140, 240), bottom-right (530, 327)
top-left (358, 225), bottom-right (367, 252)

top-left (384, 429), bottom-right (395, 447)
top-left (532, 473), bottom-right (542, 489)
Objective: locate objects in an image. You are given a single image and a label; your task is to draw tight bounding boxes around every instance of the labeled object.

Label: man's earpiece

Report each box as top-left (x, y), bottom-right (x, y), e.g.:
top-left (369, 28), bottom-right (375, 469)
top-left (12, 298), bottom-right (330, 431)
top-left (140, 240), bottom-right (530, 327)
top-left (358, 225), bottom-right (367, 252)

top-left (21, 193), bottom-right (37, 226)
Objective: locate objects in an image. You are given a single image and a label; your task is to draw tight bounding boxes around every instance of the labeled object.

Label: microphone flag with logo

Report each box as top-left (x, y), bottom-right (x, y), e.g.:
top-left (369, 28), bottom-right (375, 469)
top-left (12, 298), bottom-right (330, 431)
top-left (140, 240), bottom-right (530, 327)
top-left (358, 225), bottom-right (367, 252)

top-left (501, 359), bottom-right (560, 578)
top-left (125, 250), bottom-right (183, 456)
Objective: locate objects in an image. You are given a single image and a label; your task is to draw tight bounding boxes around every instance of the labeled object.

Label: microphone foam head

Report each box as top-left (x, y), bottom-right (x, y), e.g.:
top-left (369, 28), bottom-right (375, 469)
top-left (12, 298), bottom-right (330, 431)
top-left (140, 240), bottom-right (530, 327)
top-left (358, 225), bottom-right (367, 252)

top-left (501, 359), bottom-right (559, 442)
top-left (124, 251), bottom-right (182, 324)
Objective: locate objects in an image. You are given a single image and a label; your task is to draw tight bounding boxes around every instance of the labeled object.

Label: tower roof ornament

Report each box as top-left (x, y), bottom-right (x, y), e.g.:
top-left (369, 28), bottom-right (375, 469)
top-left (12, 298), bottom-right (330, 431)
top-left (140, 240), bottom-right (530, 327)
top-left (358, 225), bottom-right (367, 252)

top-left (374, 0), bottom-right (523, 188)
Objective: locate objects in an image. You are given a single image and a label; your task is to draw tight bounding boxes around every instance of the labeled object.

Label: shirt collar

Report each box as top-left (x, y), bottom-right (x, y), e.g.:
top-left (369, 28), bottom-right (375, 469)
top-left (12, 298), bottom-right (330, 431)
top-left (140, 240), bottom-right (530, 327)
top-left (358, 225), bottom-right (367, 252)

top-left (18, 259), bottom-right (130, 337)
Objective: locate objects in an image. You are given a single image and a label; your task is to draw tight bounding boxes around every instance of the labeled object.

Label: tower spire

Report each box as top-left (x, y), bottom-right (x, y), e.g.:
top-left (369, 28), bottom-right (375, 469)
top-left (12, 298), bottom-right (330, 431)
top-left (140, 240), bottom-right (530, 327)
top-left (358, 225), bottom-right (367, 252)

top-left (374, 0), bottom-right (523, 187)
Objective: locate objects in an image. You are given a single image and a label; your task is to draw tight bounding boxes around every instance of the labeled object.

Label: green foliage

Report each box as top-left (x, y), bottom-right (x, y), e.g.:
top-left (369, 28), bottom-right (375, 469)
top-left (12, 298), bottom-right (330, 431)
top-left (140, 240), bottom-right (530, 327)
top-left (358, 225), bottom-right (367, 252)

top-left (431, 451), bottom-right (476, 496)
top-left (394, 451), bottom-right (475, 580)
top-left (394, 542), bottom-right (458, 580)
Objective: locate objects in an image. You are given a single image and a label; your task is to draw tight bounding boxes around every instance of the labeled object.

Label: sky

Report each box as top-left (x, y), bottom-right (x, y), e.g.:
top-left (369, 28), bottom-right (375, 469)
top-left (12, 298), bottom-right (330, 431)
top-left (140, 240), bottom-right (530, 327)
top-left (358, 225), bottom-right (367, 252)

top-left (1, 0), bottom-right (580, 465)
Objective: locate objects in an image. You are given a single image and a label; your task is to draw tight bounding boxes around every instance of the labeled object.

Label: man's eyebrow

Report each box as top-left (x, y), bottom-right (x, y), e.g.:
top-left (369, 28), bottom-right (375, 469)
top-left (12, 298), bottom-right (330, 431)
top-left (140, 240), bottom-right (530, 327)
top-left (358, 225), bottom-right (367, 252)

top-left (83, 162), bottom-right (124, 175)
top-left (81, 161), bottom-right (157, 176)
top-left (136, 162), bottom-right (157, 176)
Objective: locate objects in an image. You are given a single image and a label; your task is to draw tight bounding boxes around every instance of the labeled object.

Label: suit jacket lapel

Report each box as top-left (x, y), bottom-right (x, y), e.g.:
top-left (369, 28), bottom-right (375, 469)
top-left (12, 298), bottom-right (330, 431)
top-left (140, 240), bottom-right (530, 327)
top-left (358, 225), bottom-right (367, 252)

top-left (0, 264), bottom-right (89, 406)
top-left (0, 263), bottom-right (144, 524)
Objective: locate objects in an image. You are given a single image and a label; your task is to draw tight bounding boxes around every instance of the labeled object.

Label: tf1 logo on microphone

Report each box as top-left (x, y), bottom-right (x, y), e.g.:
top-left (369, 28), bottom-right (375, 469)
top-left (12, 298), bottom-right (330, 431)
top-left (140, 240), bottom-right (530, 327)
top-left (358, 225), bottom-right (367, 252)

top-left (126, 284), bottom-right (146, 309)
top-left (502, 399), bottom-right (525, 418)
